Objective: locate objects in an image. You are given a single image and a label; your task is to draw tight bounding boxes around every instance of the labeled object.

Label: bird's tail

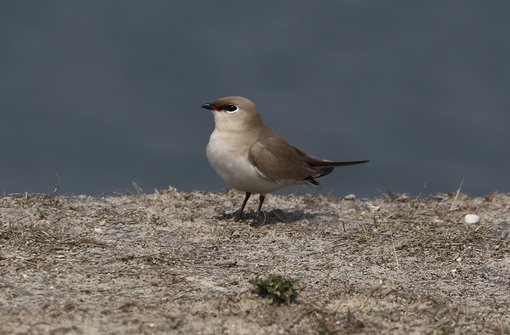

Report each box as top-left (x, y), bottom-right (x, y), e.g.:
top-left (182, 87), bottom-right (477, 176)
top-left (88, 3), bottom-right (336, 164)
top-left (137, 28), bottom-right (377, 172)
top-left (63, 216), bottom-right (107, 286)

top-left (306, 160), bottom-right (369, 184)
top-left (311, 160), bottom-right (369, 168)
top-left (291, 145), bottom-right (369, 183)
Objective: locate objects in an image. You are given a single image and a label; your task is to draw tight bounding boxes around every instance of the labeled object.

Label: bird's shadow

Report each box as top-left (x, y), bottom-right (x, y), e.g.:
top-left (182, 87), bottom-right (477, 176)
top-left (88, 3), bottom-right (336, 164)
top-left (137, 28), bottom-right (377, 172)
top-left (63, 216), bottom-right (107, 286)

top-left (215, 209), bottom-right (321, 227)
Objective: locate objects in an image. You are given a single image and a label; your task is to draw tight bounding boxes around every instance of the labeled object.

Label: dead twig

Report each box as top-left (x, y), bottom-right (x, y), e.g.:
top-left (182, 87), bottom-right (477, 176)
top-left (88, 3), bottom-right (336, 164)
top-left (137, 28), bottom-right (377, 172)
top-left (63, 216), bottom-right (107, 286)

top-left (450, 178), bottom-right (464, 211)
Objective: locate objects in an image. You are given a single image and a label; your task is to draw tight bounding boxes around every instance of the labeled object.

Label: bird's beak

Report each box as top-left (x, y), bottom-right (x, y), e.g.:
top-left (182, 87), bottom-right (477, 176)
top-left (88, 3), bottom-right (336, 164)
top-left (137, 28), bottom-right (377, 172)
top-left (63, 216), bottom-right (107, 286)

top-left (201, 103), bottom-right (214, 110)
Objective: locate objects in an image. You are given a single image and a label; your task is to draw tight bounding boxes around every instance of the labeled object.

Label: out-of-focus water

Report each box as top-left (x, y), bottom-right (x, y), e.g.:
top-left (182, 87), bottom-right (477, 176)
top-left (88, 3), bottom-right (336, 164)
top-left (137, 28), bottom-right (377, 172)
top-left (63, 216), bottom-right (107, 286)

top-left (1, 1), bottom-right (509, 197)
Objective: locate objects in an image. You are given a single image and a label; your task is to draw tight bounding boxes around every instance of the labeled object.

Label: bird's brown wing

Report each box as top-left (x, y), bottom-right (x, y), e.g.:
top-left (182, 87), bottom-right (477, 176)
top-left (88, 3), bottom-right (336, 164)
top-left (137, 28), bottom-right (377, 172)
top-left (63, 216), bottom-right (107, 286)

top-left (248, 129), bottom-right (369, 184)
top-left (248, 133), bottom-right (320, 182)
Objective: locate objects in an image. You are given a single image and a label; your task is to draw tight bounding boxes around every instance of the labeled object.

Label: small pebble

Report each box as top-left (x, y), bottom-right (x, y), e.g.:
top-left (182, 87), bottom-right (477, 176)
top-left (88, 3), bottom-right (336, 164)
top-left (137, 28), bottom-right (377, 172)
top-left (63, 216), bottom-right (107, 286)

top-left (464, 214), bottom-right (480, 224)
top-left (368, 204), bottom-right (380, 212)
top-left (344, 194), bottom-right (357, 200)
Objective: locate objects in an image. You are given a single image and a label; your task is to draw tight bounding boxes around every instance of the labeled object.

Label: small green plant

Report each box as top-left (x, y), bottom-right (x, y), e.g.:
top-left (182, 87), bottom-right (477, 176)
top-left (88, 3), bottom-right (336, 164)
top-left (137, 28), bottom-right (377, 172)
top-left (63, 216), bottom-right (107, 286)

top-left (249, 274), bottom-right (301, 303)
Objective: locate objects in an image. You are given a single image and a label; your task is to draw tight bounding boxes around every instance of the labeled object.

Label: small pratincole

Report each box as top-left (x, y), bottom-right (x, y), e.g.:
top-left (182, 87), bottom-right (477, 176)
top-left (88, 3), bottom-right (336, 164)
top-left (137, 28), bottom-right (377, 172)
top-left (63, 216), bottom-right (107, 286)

top-left (203, 96), bottom-right (368, 222)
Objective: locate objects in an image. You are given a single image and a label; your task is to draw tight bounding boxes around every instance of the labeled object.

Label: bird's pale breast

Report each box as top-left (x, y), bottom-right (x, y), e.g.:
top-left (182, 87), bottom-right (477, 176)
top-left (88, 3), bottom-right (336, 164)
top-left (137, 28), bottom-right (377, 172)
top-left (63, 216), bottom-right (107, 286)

top-left (206, 130), bottom-right (290, 194)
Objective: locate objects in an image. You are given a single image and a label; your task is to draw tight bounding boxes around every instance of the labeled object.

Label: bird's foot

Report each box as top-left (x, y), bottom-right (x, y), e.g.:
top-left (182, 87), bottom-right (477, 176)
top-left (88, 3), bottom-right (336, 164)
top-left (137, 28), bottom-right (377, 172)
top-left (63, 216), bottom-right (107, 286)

top-left (232, 209), bottom-right (245, 221)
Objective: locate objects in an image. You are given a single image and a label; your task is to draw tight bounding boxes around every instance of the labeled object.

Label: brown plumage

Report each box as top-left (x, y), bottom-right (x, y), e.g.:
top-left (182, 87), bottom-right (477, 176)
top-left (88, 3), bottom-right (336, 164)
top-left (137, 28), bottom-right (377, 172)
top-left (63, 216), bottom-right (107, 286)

top-left (248, 128), bottom-right (368, 186)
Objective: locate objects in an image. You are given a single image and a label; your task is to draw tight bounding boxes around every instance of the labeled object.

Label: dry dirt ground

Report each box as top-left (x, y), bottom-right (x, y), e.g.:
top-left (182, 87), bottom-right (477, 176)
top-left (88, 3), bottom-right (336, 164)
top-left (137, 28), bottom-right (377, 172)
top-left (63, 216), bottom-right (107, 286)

top-left (0, 189), bottom-right (509, 334)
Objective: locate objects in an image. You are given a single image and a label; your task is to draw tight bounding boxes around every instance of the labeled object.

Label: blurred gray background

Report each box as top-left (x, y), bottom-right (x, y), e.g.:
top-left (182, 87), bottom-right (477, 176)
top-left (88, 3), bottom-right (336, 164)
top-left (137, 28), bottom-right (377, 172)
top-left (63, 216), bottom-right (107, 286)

top-left (1, 1), bottom-right (509, 197)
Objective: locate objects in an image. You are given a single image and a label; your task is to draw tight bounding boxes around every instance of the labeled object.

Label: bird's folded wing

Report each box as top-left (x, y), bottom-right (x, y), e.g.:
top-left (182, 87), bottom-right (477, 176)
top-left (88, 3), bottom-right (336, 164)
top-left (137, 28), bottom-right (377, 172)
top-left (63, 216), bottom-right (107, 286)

top-left (248, 135), bottom-right (319, 182)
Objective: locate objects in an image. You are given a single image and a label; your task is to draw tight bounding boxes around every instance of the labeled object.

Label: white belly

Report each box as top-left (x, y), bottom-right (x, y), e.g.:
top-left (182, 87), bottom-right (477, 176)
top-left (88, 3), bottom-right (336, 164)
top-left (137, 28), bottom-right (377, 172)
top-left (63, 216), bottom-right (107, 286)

top-left (206, 131), bottom-right (290, 194)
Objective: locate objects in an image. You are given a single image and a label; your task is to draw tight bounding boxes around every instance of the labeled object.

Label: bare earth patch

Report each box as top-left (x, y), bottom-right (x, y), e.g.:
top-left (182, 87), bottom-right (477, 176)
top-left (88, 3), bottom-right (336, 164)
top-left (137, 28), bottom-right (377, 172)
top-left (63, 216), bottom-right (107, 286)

top-left (0, 189), bottom-right (509, 334)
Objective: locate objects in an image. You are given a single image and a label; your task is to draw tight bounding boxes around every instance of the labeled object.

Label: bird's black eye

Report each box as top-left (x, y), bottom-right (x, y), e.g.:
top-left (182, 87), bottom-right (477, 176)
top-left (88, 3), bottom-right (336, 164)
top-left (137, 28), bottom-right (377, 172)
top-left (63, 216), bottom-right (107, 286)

top-left (225, 104), bottom-right (238, 113)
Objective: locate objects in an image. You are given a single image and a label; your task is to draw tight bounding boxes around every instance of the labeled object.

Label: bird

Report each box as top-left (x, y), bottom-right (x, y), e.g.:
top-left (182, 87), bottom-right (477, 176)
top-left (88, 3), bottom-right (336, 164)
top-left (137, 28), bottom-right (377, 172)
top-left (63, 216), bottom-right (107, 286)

top-left (202, 96), bottom-right (368, 223)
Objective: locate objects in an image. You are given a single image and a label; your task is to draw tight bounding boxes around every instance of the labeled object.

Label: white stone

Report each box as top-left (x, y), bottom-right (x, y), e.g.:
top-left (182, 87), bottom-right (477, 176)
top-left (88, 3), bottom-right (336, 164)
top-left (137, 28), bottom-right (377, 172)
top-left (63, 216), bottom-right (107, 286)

top-left (464, 214), bottom-right (480, 224)
top-left (344, 193), bottom-right (357, 200)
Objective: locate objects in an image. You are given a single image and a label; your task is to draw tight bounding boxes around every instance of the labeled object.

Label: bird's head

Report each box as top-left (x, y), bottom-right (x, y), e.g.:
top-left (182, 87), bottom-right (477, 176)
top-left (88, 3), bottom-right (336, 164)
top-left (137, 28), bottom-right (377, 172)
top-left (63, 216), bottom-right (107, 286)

top-left (202, 96), bottom-right (264, 132)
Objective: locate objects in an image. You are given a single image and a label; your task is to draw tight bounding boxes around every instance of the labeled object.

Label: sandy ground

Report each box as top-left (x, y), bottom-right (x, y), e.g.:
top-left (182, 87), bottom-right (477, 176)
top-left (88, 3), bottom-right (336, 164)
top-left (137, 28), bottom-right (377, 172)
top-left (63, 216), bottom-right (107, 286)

top-left (0, 189), bottom-right (509, 334)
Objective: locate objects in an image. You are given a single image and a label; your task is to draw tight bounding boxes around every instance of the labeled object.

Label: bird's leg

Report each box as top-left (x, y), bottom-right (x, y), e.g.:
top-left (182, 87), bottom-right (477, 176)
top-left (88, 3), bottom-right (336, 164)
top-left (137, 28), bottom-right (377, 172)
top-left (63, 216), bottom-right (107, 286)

top-left (253, 194), bottom-right (266, 224)
top-left (235, 192), bottom-right (251, 220)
